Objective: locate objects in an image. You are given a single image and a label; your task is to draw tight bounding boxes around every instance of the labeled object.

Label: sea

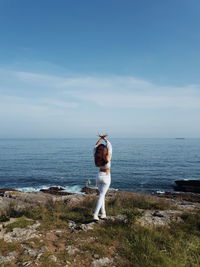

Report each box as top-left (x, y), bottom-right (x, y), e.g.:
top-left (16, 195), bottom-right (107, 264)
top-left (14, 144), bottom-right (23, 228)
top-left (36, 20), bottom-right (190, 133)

top-left (0, 138), bottom-right (200, 194)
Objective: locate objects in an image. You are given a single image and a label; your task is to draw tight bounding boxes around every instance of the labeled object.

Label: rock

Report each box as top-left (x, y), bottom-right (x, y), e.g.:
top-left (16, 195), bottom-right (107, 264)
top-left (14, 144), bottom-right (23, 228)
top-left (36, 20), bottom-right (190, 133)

top-left (152, 210), bottom-right (164, 217)
top-left (68, 220), bottom-right (96, 232)
top-left (79, 222), bottom-right (96, 231)
top-left (3, 191), bottom-right (54, 205)
top-left (36, 253), bottom-right (43, 260)
top-left (24, 249), bottom-right (40, 257)
top-left (136, 210), bottom-right (183, 227)
top-left (92, 257), bottom-right (113, 267)
top-left (68, 220), bottom-right (77, 232)
top-left (156, 192), bottom-right (200, 203)
top-left (0, 188), bottom-right (86, 215)
top-left (0, 196), bottom-right (32, 216)
top-left (64, 261), bottom-right (71, 266)
top-left (0, 251), bottom-right (17, 263)
top-left (55, 230), bottom-right (63, 237)
top-left (106, 214), bottom-right (127, 223)
top-left (0, 191), bottom-right (55, 218)
top-left (40, 186), bottom-right (74, 196)
top-left (48, 255), bottom-right (58, 262)
top-left (81, 187), bottom-right (98, 194)
top-left (174, 180), bottom-right (200, 193)
top-left (22, 261), bottom-right (32, 266)
top-left (93, 254), bottom-right (100, 259)
top-left (0, 222), bottom-right (41, 242)
top-left (176, 202), bottom-right (200, 211)
top-left (65, 245), bottom-right (80, 256)
top-left (0, 188), bottom-right (19, 196)
top-left (67, 215), bottom-right (128, 233)
top-left (61, 194), bottom-right (85, 208)
top-left (81, 187), bottom-right (118, 195)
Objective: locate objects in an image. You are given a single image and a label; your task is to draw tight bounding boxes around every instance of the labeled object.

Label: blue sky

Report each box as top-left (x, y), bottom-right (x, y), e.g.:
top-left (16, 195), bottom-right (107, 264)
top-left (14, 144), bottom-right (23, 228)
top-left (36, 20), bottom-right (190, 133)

top-left (0, 0), bottom-right (200, 138)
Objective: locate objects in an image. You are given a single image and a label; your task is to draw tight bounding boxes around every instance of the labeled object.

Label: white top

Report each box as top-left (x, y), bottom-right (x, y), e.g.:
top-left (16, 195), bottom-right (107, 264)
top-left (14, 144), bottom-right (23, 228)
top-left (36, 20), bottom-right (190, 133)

top-left (94, 142), bottom-right (112, 169)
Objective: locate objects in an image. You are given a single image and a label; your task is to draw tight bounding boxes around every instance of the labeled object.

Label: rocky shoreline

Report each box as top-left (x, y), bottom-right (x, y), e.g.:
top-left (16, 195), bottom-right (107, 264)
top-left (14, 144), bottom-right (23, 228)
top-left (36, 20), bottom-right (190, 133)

top-left (1, 186), bottom-right (200, 215)
top-left (0, 187), bottom-right (200, 266)
top-left (0, 186), bottom-right (200, 218)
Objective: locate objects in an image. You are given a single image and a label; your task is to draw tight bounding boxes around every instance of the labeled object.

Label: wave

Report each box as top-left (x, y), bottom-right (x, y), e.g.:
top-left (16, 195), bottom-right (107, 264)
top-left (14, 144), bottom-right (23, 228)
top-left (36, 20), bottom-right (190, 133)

top-left (16, 184), bottom-right (84, 194)
top-left (16, 184), bottom-right (119, 194)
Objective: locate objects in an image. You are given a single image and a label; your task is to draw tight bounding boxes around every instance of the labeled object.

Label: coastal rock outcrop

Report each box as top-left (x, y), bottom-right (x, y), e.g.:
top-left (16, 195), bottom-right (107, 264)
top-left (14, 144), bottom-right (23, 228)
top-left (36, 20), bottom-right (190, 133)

top-left (81, 186), bottom-right (98, 194)
top-left (174, 179), bottom-right (200, 193)
top-left (40, 186), bottom-right (74, 195)
top-left (136, 209), bottom-right (183, 227)
top-left (156, 191), bottom-right (200, 203)
top-left (0, 188), bottom-right (19, 197)
top-left (0, 221), bottom-right (41, 242)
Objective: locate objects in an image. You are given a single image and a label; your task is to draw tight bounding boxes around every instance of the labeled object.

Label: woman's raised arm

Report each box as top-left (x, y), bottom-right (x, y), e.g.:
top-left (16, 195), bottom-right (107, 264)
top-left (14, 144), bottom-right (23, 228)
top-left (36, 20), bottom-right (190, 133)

top-left (103, 137), bottom-right (112, 161)
top-left (95, 137), bottom-right (103, 147)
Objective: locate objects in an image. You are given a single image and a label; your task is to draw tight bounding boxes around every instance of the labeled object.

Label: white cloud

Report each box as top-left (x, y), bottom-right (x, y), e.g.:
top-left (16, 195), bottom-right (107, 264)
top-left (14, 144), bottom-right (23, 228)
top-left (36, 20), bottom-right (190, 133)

top-left (60, 76), bottom-right (200, 109)
top-left (0, 95), bottom-right (78, 120)
top-left (0, 66), bottom-right (200, 137)
top-left (1, 67), bottom-right (200, 108)
top-left (74, 92), bottom-right (200, 109)
top-left (40, 98), bottom-right (79, 108)
top-left (0, 95), bottom-right (54, 118)
top-left (15, 71), bottom-right (64, 87)
top-left (1, 67), bottom-right (200, 110)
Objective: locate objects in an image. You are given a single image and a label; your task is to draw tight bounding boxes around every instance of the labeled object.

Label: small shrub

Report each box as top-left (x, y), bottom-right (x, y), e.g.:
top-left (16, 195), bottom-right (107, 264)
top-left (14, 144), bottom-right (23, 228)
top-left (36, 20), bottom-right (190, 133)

top-left (23, 205), bottom-right (43, 220)
top-left (0, 214), bottom-right (10, 222)
top-left (5, 216), bottom-right (35, 232)
top-left (81, 242), bottom-right (107, 257)
top-left (179, 211), bottom-right (200, 236)
top-left (122, 208), bottom-right (143, 222)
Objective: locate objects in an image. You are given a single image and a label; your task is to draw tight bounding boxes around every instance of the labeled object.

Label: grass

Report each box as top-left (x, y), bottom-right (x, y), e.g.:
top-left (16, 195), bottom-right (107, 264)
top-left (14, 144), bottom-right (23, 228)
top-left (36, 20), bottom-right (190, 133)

top-left (38, 251), bottom-right (59, 267)
top-left (87, 209), bottom-right (200, 267)
top-left (5, 216), bottom-right (35, 232)
top-left (0, 239), bottom-right (20, 256)
top-left (0, 192), bottom-right (171, 224)
top-left (65, 193), bottom-right (200, 266)
top-left (179, 212), bottom-right (200, 236)
top-left (0, 192), bottom-right (199, 266)
top-left (22, 237), bottom-right (45, 249)
top-left (81, 241), bottom-right (107, 257)
top-left (107, 192), bottom-right (174, 216)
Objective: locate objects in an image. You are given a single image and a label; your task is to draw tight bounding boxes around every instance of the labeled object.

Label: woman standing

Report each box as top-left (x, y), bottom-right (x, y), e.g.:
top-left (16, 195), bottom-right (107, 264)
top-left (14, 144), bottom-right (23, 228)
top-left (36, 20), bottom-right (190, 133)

top-left (93, 134), bottom-right (112, 221)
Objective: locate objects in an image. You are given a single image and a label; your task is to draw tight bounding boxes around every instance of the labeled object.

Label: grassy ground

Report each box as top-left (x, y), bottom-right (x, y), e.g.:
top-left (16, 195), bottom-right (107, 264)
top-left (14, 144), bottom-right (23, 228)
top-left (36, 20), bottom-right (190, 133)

top-left (0, 192), bottom-right (200, 266)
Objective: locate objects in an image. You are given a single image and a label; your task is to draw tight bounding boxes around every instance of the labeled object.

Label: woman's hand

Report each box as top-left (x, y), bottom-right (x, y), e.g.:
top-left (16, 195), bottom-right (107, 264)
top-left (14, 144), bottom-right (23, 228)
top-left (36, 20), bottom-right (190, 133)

top-left (95, 133), bottom-right (109, 146)
top-left (98, 133), bottom-right (108, 138)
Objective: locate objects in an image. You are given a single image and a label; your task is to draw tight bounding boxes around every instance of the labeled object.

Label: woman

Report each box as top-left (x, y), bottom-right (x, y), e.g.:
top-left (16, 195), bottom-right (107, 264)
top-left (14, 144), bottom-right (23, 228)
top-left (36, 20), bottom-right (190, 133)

top-left (93, 134), bottom-right (112, 221)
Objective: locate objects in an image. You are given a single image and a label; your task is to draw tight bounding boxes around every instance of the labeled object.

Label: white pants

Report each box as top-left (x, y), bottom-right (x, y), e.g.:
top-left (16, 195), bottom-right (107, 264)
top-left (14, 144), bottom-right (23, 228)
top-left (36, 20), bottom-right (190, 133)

top-left (94, 172), bottom-right (111, 216)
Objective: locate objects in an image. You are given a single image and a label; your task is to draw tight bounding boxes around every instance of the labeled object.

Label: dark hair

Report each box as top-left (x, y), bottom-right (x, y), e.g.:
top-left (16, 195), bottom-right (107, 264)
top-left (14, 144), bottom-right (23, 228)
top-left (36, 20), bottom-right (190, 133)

top-left (94, 144), bottom-right (108, 167)
top-left (97, 144), bottom-right (106, 149)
